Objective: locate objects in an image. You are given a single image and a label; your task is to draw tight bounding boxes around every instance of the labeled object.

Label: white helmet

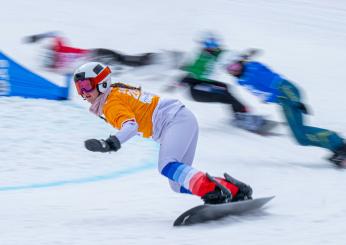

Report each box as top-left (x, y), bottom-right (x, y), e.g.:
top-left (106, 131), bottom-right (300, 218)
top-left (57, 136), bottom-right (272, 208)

top-left (73, 62), bottom-right (112, 94)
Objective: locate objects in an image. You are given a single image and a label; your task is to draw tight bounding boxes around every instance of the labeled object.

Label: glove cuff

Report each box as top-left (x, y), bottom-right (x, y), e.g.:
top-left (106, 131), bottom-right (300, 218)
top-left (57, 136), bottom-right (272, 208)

top-left (106, 135), bottom-right (121, 151)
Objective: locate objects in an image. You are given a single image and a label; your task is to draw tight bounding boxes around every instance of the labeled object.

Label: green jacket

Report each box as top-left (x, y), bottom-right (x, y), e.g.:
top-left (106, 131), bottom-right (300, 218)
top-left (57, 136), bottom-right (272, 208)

top-left (183, 49), bottom-right (223, 81)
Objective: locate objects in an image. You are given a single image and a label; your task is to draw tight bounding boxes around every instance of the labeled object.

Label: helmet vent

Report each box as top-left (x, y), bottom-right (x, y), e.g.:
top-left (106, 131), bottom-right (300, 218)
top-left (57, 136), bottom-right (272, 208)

top-left (93, 64), bottom-right (103, 74)
top-left (74, 72), bottom-right (85, 82)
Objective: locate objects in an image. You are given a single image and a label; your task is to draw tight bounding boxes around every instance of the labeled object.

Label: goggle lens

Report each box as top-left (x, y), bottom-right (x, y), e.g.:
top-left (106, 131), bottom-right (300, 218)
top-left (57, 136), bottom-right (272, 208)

top-left (75, 79), bottom-right (95, 95)
top-left (227, 63), bottom-right (242, 73)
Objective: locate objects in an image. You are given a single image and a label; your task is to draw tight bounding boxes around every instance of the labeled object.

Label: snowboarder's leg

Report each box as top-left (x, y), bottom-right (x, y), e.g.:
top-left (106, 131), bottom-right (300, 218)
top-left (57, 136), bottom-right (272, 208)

top-left (158, 107), bottom-right (199, 193)
top-left (182, 77), bottom-right (247, 113)
top-left (181, 77), bottom-right (272, 133)
top-left (158, 107), bottom-right (252, 201)
top-left (161, 162), bottom-right (252, 203)
top-left (190, 81), bottom-right (271, 132)
top-left (120, 53), bottom-right (154, 66)
top-left (279, 80), bottom-right (344, 151)
top-left (90, 48), bottom-right (124, 63)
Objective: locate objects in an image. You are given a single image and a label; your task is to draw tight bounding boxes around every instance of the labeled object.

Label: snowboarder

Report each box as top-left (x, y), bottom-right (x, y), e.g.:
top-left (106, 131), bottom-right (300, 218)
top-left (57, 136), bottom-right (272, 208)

top-left (226, 58), bottom-right (346, 167)
top-left (23, 32), bottom-right (176, 74)
top-left (73, 61), bottom-right (253, 204)
top-left (171, 33), bottom-right (268, 133)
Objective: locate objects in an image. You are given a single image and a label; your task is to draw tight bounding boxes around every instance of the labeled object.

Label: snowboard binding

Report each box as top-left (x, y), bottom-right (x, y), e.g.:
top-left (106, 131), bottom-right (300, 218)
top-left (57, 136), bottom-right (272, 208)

top-left (201, 173), bottom-right (253, 205)
top-left (224, 173), bottom-right (253, 202)
top-left (329, 144), bottom-right (346, 168)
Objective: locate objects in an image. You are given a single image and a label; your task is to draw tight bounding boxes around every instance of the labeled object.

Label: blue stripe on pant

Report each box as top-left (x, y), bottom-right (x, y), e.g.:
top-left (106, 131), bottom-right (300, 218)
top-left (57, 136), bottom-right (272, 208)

top-left (161, 162), bottom-right (192, 194)
top-left (278, 80), bottom-right (344, 151)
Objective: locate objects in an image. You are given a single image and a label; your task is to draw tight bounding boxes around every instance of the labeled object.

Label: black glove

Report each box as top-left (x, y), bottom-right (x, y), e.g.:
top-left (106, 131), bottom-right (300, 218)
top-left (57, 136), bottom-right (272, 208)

top-left (297, 102), bottom-right (310, 114)
top-left (84, 135), bottom-right (121, 153)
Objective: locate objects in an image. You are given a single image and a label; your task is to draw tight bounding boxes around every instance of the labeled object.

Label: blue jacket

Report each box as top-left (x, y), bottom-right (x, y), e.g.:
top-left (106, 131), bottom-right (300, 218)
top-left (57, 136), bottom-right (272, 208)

top-left (236, 61), bottom-right (284, 103)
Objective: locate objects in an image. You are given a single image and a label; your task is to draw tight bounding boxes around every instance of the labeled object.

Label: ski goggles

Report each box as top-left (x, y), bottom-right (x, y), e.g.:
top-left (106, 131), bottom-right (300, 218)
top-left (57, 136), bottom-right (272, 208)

top-left (75, 79), bottom-right (95, 95)
top-left (74, 66), bottom-right (111, 95)
top-left (226, 62), bottom-right (243, 73)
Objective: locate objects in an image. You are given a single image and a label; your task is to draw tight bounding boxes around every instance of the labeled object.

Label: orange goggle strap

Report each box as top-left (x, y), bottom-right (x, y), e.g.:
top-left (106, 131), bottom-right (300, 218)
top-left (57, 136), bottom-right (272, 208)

top-left (92, 66), bottom-right (111, 85)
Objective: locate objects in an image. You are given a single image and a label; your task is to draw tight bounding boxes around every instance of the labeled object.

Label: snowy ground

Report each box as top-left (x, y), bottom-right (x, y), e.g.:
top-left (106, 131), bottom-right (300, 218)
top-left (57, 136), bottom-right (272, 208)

top-left (1, 1), bottom-right (346, 245)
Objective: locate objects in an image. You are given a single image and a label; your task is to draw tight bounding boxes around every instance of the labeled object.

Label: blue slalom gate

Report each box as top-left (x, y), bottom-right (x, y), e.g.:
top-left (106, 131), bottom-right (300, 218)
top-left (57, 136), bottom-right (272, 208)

top-left (0, 51), bottom-right (69, 100)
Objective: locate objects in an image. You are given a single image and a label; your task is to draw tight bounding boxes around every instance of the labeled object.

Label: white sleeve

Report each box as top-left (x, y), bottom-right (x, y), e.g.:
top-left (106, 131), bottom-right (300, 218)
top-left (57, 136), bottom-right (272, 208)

top-left (216, 50), bottom-right (243, 71)
top-left (203, 50), bottom-right (240, 81)
top-left (115, 120), bottom-right (139, 144)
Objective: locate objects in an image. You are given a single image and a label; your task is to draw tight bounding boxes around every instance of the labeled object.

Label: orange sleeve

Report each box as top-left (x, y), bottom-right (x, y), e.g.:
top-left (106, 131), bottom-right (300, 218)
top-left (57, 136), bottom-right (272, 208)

top-left (103, 99), bottom-right (136, 129)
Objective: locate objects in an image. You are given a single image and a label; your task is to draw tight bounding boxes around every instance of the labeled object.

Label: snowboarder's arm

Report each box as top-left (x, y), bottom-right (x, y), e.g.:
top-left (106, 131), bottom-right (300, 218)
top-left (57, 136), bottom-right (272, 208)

top-left (114, 120), bottom-right (139, 143)
top-left (84, 120), bottom-right (138, 153)
top-left (22, 31), bottom-right (61, 44)
top-left (84, 135), bottom-right (121, 153)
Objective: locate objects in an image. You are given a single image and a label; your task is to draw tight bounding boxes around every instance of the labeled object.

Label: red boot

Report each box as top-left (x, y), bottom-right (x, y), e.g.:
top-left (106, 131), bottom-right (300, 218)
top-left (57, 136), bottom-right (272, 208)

top-left (201, 173), bottom-right (253, 204)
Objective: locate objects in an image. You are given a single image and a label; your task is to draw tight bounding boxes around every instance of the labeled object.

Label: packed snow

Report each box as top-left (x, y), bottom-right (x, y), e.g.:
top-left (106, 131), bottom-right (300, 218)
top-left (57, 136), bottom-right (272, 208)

top-left (1, 0), bottom-right (346, 244)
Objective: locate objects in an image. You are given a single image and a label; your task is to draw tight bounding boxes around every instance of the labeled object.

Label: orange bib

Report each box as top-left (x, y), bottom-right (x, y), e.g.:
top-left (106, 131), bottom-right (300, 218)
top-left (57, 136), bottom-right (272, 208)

top-left (103, 87), bottom-right (159, 138)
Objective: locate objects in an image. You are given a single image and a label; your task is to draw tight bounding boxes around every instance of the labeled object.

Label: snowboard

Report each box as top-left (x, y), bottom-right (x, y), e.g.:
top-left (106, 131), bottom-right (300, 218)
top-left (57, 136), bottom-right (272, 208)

top-left (253, 120), bottom-right (282, 136)
top-left (173, 196), bottom-right (274, 226)
top-left (328, 154), bottom-right (346, 168)
top-left (233, 119), bottom-right (282, 136)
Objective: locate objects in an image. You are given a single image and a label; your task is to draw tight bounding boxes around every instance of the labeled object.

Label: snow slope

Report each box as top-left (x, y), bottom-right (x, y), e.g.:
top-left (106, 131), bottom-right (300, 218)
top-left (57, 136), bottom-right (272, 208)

top-left (1, 1), bottom-right (346, 244)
